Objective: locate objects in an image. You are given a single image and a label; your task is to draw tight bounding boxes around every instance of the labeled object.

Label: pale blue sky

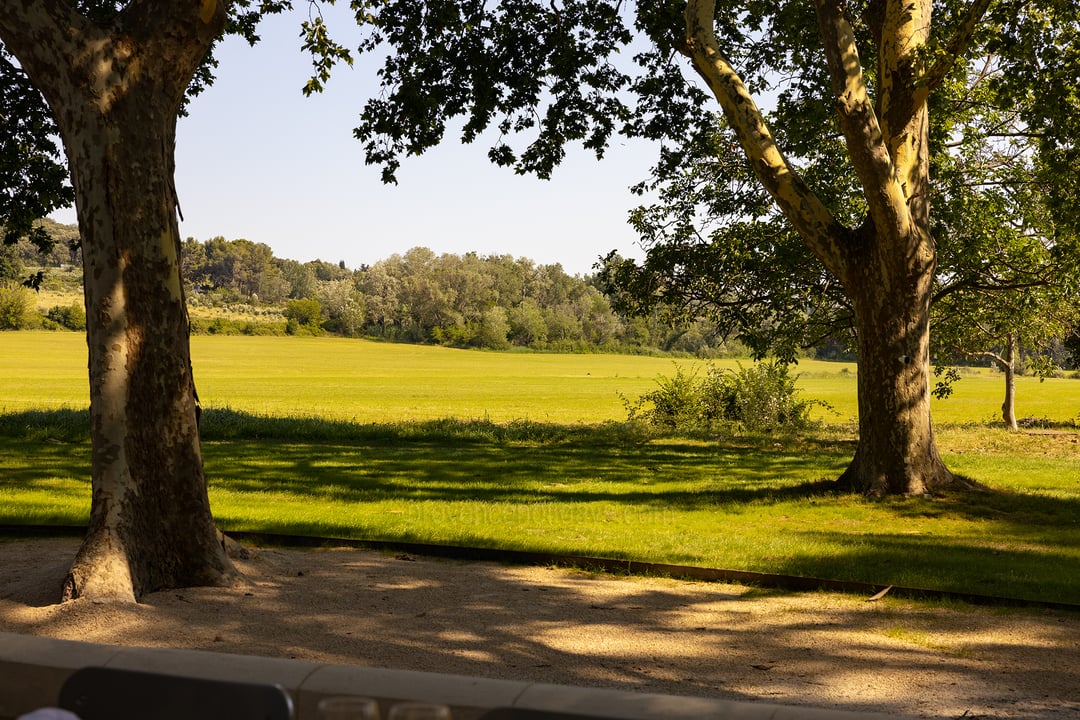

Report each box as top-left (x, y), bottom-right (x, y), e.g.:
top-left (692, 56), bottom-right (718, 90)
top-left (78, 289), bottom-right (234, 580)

top-left (56, 9), bottom-right (660, 276)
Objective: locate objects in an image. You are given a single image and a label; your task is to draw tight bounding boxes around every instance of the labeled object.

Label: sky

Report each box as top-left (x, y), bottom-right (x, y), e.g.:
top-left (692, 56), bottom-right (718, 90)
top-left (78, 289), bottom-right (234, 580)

top-left (53, 9), bottom-right (660, 276)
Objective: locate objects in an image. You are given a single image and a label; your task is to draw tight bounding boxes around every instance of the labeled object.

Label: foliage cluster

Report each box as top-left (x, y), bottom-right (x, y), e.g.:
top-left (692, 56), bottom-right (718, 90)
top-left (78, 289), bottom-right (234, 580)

top-left (0, 282), bottom-right (84, 331)
top-left (190, 315), bottom-right (286, 337)
top-left (623, 361), bottom-right (827, 434)
top-left (0, 218), bottom-right (80, 290)
top-left (0, 283), bottom-right (32, 329)
top-left (44, 301), bottom-right (85, 331)
top-left (1, 222), bottom-right (85, 330)
top-left (0, 51), bottom-right (74, 281)
top-left (180, 237), bottom-right (739, 354)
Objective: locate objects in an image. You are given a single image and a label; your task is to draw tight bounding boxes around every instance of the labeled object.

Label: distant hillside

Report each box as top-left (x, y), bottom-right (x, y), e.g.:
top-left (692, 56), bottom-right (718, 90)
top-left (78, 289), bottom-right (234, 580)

top-left (4, 223), bottom-right (737, 357)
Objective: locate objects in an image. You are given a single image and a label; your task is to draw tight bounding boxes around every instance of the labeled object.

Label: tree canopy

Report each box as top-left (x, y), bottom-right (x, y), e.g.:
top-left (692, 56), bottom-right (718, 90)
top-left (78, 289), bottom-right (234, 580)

top-left (326, 0), bottom-right (1080, 493)
top-left (0, 45), bottom-right (73, 282)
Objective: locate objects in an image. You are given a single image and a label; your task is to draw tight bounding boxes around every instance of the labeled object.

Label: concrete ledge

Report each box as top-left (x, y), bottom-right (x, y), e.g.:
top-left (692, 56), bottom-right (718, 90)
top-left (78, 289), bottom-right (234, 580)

top-left (0, 632), bottom-right (907, 720)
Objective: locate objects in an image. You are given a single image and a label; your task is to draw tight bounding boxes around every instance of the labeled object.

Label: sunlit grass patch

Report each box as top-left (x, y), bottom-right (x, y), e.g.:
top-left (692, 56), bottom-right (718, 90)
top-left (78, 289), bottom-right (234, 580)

top-left (4, 331), bottom-right (1079, 427)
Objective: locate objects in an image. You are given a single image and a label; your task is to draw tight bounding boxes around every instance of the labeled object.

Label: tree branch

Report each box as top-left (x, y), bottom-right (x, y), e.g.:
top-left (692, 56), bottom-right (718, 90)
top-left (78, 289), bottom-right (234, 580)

top-left (933, 274), bottom-right (1052, 304)
top-left (0, 0), bottom-right (90, 101)
top-left (916, 0), bottom-right (996, 103)
top-left (0, 0), bottom-right (230, 122)
top-left (813, 0), bottom-right (912, 242)
top-left (682, 0), bottom-right (850, 278)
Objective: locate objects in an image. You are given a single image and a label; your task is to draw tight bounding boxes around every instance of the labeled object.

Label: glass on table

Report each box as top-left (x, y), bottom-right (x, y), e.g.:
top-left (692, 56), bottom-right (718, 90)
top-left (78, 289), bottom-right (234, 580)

top-left (316, 696), bottom-right (382, 720)
top-left (386, 702), bottom-right (452, 720)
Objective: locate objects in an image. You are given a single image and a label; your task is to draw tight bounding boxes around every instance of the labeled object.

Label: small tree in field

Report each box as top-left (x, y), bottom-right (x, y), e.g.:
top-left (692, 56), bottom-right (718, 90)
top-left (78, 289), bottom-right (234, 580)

top-left (284, 297), bottom-right (325, 334)
top-left (926, 59), bottom-right (1080, 429)
top-left (0, 283), bottom-right (34, 329)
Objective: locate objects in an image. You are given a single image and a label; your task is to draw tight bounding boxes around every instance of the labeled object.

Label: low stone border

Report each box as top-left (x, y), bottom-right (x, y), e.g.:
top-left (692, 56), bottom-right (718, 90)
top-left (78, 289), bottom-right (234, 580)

top-left (0, 632), bottom-right (907, 720)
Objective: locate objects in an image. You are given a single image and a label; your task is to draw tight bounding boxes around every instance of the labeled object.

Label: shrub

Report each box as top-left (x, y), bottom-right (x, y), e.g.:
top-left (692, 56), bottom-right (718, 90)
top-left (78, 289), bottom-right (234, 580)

top-left (283, 297), bottom-right (324, 330)
top-left (625, 360), bottom-right (828, 434)
top-left (0, 284), bottom-right (35, 329)
top-left (46, 302), bottom-right (86, 331)
top-left (190, 316), bottom-right (287, 336)
top-left (243, 321), bottom-right (286, 336)
top-left (433, 323), bottom-right (473, 346)
top-left (623, 364), bottom-right (701, 430)
top-left (285, 317), bottom-right (322, 336)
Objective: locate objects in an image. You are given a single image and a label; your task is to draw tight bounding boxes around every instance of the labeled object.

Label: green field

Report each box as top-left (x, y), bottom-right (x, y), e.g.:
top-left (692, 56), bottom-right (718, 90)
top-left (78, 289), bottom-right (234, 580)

top-left (2, 331), bottom-right (1079, 604)
top-left (3, 331), bottom-right (1078, 425)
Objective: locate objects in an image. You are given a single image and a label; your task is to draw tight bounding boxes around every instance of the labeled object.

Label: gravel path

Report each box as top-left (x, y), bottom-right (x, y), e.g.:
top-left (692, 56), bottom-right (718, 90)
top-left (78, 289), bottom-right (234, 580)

top-left (1, 538), bottom-right (1078, 719)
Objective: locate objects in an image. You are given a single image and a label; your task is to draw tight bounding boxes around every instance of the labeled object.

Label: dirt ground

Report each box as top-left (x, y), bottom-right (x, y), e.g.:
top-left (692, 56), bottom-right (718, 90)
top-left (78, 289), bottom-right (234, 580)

top-left (1, 538), bottom-right (1078, 720)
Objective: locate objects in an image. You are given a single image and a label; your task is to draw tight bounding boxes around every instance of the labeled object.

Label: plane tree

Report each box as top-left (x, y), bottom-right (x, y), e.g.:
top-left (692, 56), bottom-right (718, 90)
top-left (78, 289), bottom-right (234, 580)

top-left (337, 0), bottom-right (1078, 494)
top-left (0, 0), bottom-right (295, 602)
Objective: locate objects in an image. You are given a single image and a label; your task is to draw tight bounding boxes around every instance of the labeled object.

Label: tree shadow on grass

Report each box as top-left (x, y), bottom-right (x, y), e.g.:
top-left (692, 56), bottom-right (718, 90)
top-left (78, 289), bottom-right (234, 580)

top-left (0, 409), bottom-right (851, 521)
top-left (199, 437), bottom-right (847, 509)
top-left (3, 409), bottom-right (1077, 604)
top-left (766, 527), bottom-right (1080, 604)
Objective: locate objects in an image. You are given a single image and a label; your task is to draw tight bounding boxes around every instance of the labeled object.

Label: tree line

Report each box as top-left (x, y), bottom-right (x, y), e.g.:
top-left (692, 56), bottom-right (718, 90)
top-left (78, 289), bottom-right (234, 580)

top-left (179, 236), bottom-right (733, 355)
top-left (7, 226), bottom-right (1078, 376)
top-left (1, 224), bottom-right (728, 354)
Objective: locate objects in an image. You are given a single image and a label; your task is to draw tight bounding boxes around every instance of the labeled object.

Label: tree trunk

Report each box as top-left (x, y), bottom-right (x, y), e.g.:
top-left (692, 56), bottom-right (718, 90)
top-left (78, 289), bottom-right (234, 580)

top-left (0, 0), bottom-right (236, 601)
top-left (1000, 334), bottom-right (1019, 430)
top-left (837, 227), bottom-right (953, 495)
top-left (61, 102), bottom-right (236, 602)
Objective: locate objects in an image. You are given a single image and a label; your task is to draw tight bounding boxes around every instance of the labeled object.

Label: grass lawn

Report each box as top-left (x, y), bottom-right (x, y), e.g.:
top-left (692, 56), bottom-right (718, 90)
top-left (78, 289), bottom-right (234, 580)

top-left (1, 331), bottom-right (1078, 604)
top-left (4, 331), bottom-right (1078, 425)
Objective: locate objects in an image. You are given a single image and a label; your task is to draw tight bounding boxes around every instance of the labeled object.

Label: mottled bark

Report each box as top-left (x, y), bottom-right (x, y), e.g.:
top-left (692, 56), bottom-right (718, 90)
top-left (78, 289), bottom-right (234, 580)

top-left (837, 226), bottom-right (954, 495)
top-left (0, 0), bottom-right (236, 601)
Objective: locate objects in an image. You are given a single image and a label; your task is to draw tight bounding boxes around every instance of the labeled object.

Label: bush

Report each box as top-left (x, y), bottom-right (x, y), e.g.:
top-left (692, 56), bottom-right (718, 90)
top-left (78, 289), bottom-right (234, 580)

top-left (243, 321), bottom-right (286, 336)
top-left (283, 297), bottom-right (324, 331)
top-left (46, 302), bottom-right (86, 331)
top-left (0, 284), bottom-right (35, 329)
top-left (195, 318), bottom-right (285, 336)
top-left (625, 360), bottom-right (828, 434)
top-left (285, 317), bottom-right (323, 336)
top-left (470, 307), bottom-right (511, 350)
top-left (623, 364), bottom-right (701, 430)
